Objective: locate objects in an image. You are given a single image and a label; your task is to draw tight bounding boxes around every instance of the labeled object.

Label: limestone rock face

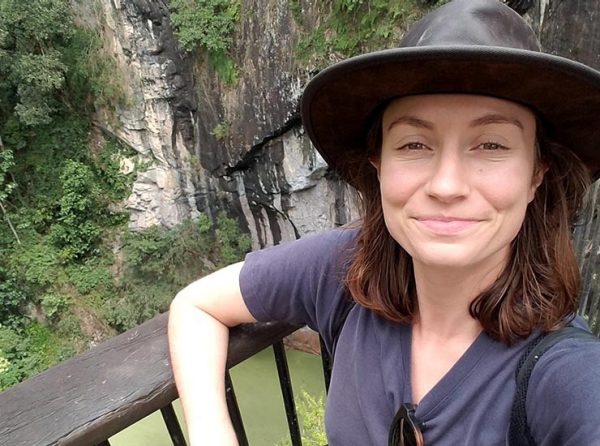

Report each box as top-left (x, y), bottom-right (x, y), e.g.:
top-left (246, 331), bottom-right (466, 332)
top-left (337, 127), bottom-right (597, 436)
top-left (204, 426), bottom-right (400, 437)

top-left (73, 0), bottom-right (201, 230)
top-left (529, 0), bottom-right (600, 70)
top-left (187, 0), bottom-right (359, 246)
top-left (76, 0), bottom-right (355, 246)
top-left (77, 0), bottom-right (600, 249)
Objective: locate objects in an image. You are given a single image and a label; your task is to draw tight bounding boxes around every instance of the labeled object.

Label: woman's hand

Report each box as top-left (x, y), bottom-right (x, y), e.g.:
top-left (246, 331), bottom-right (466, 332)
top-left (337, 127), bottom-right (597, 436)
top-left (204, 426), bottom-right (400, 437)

top-left (168, 262), bottom-right (257, 445)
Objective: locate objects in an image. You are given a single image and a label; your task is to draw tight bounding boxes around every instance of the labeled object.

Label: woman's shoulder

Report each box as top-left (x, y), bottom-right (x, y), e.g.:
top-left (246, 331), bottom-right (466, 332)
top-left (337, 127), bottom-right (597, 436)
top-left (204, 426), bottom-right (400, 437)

top-left (529, 320), bottom-right (600, 390)
top-left (281, 226), bottom-right (359, 250)
top-left (238, 226), bottom-right (360, 329)
top-left (244, 226), bottom-right (360, 268)
top-left (526, 323), bottom-right (600, 444)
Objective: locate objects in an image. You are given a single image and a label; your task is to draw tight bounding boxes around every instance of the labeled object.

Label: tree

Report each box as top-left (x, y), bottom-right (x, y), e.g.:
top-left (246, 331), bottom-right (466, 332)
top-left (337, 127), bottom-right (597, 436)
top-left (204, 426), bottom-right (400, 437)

top-left (50, 160), bottom-right (101, 261)
top-left (0, 136), bottom-right (19, 243)
top-left (0, 0), bottom-right (74, 126)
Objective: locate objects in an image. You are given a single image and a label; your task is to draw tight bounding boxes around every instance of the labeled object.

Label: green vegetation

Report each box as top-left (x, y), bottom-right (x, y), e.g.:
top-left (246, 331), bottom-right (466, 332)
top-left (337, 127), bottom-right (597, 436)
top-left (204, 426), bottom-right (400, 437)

top-left (0, 0), bottom-right (72, 126)
top-left (212, 121), bottom-right (230, 141)
top-left (0, 321), bottom-right (78, 390)
top-left (0, 205), bottom-right (251, 391)
top-left (106, 214), bottom-right (251, 332)
top-left (169, 0), bottom-right (241, 84)
top-left (50, 160), bottom-right (102, 262)
top-left (276, 391), bottom-right (327, 446)
top-left (0, 0), bottom-right (252, 391)
top-left (290, 0), bottom-right (430, 65)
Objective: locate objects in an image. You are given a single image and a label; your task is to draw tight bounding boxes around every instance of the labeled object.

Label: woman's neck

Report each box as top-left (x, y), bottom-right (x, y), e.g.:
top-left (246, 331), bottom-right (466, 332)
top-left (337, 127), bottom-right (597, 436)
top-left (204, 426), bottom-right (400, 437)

top-left (411, 258), bottom-right (505, 339)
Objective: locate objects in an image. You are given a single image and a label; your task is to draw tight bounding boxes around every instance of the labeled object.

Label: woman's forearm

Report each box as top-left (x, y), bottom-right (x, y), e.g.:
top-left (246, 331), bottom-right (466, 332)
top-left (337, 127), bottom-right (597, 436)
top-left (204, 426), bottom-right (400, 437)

top-left (168, 296), bottom-right (239, 446)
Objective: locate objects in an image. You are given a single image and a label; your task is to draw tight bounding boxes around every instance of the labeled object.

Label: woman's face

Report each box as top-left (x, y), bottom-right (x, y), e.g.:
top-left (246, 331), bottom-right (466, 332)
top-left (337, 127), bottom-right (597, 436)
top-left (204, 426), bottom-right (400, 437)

top-left (373, 94), bottom-right (544, 272)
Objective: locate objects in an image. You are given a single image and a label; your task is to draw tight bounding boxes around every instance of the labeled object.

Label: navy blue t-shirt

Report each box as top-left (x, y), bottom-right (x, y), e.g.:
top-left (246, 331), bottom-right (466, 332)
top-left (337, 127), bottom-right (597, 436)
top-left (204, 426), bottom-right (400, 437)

top-left (239, 228), bottom-right (600, 445)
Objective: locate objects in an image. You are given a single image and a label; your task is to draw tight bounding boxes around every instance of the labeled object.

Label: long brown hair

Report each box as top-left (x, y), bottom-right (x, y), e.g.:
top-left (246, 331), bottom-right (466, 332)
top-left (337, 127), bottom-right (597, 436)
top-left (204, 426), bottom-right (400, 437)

top-left (344, 111), bottom-right (591, 345)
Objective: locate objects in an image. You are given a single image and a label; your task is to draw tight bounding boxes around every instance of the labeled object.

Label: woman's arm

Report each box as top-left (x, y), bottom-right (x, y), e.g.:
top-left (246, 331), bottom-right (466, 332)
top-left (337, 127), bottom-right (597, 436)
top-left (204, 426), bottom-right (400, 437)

top-left (168, 261), bottom-right (257, 446)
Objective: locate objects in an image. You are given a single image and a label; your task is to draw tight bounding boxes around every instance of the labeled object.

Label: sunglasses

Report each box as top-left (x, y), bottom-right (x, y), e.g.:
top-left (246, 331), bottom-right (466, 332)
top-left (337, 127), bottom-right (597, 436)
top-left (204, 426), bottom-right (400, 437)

top-left (388, 403), bottom-right (425, 446)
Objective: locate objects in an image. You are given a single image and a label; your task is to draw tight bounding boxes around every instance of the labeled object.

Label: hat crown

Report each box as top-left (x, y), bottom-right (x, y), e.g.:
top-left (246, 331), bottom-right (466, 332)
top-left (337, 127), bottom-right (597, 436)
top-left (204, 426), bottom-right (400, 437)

top-left (401, 0), bottom-right (540, 51)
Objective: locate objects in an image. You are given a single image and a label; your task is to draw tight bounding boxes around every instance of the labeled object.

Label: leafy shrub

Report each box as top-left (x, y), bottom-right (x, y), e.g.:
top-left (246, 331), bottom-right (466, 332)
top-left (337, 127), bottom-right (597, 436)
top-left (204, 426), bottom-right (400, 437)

top-left (0, 326), bottom-right (24, 390)
top-left (293, 0), bottom-right (427, 64)
top-left (0, 0), bottom-right (74, 126)
top-left (215, 212), bottom-right (251, 267)
top-left (53, 313), bottom-right (84, 344)
top-left (10, 51), bottom-right (67, 126)
top-left (0, 267), bottom-right (27, 328)
top-left (95, 136), bottom-right (138, 206)
top-left (0, 147), bottom-right (15, 203)
top-left (103, 213), bottom-right (250, 332)
top-left (211, 121), bottom-right (230, 141)
top-left (67, 261), bottom-right (114, 295)
top-left (0, 355), bottom-right (10, 375)
top-left (24, 323), bottom-right (71, 371)
top-left (0, 322), bottom-right (71, 390)
top-left (104, 282), bottom-right (176, 332)
top-left (276, 390), bottom-right (327, 446)
top-left (169, 0), bottom-right (240, 53)
top-left (169, 0), bottom-right (240, 84)
top-left (9, 240), bottom-right (60, 289)
top-left (124, 212), bottom-right (251, 276)
top-left (208, 50), bottom-right (239, 85)
top-left (7, 115), bottom-right (92, 217)
top-left (50, 160), bottom-right (101, 261)
top-left (104, 216), bottom-right (217, 332)
top-left (124, 216), bottom-right (212, 283)
top-left (61, 28), bottom-right (128, 111)
top-left (40, 293), bottom-right (70, 322)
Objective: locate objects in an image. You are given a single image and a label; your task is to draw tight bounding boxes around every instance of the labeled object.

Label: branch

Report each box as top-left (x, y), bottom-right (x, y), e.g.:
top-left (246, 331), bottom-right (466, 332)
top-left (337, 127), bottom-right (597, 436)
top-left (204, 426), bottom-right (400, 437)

top-left (0, 200), bottom-right (20, 245)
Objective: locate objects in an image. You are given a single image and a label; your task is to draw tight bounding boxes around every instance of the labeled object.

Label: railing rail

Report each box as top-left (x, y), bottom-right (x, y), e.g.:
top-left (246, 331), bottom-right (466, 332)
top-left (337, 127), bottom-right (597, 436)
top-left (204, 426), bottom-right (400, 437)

top-left (0, 312), bottom-right (300, 446)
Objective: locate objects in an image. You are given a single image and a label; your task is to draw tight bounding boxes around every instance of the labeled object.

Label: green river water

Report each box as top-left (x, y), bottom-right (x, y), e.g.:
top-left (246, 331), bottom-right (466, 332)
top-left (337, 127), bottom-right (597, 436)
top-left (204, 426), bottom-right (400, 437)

top-left (109, 348), bottom-right (326, 446)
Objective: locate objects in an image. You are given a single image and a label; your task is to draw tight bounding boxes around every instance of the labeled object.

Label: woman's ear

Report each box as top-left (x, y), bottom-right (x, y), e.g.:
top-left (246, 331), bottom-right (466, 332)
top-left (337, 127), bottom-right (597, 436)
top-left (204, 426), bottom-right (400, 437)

top-left (369, 156), bottom-right (381, 180)
top-left (528, 162), bottom-right (548, 203)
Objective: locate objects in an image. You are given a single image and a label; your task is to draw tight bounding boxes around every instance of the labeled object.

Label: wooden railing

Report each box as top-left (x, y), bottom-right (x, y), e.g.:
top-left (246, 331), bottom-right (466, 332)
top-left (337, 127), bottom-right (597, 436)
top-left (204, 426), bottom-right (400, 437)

top-left (0, 313), bottom-right (300, 446)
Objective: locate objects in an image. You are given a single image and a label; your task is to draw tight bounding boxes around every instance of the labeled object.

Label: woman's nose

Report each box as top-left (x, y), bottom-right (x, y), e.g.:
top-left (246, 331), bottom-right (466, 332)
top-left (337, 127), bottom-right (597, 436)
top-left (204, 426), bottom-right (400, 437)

top-left (423, 150), bottom-right (470, 202)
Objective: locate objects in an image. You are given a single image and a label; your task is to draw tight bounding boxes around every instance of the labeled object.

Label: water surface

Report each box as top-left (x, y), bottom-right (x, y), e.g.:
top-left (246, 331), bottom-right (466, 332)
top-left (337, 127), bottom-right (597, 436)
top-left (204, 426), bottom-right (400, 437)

top-left (109, 347), bottom-right (325, 445)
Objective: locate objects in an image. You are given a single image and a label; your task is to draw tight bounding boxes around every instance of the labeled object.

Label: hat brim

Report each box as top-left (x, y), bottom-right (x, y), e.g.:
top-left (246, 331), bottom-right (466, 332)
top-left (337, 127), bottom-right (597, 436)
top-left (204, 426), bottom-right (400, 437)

top-left (301, 46), bottom-right (600, 185)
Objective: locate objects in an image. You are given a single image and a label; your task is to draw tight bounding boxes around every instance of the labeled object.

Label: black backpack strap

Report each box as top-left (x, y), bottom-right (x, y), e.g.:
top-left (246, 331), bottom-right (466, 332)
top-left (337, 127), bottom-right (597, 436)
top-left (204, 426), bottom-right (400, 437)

top-left (508, 327), bottom-right (599, 446)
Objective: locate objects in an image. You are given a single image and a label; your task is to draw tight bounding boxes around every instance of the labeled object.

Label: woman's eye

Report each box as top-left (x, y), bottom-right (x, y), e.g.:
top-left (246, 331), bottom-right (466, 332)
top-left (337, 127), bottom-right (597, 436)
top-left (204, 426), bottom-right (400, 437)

top-left (400, 142), bottom-right (427, 151)
top-left (479, 142), bottom-right (507, 151)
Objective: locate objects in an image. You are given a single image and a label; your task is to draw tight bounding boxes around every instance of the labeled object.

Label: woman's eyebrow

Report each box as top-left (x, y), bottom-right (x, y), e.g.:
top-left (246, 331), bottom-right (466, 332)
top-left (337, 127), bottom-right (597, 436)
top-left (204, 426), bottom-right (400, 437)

top-left (470, 114), bottom-right (524, 130)
top-left (386, 115), bottom-right (434, 132)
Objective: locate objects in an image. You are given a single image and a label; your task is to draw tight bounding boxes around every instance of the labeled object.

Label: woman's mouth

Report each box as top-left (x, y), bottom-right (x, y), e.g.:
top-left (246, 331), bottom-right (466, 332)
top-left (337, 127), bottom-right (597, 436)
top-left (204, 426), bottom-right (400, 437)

top-left (413, 216), bottom-right (482, 235)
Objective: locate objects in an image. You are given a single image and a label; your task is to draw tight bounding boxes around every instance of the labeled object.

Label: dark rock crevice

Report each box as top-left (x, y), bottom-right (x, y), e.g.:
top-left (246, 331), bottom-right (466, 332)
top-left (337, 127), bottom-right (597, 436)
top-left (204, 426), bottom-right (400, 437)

top-left (224, 115), bottom-right (302, 176)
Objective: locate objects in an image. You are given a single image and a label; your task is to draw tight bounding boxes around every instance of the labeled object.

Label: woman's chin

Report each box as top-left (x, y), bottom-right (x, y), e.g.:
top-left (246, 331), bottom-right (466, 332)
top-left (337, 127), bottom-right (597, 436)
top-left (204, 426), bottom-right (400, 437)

top-left (408, 243), bottom-right (507, 272)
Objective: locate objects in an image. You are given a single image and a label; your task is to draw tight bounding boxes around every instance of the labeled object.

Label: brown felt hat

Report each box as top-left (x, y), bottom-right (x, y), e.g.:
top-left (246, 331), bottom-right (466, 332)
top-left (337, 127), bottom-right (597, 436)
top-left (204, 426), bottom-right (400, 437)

top-left (301, 0), bottom-right (600, 185)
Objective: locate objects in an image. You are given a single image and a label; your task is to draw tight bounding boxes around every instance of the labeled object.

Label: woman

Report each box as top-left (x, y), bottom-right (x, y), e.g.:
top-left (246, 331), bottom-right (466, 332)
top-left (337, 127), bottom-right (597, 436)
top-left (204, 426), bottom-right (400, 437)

top-left (168, 0), bottom-right (600, 444)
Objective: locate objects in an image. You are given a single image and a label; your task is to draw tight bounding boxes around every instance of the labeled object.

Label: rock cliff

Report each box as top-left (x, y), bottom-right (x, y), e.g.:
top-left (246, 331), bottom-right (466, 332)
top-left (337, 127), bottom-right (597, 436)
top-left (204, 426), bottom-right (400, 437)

top-left (74, 0), bottom-right (599, 251)
top-left (74, 0), bottom-right (358, 251)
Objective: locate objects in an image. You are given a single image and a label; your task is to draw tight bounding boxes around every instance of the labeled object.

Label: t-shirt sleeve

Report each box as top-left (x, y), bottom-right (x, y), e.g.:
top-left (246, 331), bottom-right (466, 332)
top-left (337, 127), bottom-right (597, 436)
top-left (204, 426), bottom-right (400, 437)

top-left (239, 228), bottom-right (358, 353)
top-left (527, 332), bottom-right (600, 445)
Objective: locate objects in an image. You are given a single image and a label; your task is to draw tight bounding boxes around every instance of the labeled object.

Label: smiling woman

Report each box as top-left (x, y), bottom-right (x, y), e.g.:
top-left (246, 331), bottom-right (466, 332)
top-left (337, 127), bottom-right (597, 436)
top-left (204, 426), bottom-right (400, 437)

top-left (168, 1), bottom-right (600, 445)
top-left (361, 94), bottom-right (551, 406)
top-left (375, 95), bottom-right (541, 272)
